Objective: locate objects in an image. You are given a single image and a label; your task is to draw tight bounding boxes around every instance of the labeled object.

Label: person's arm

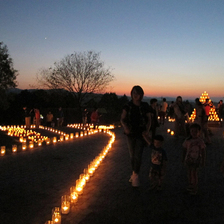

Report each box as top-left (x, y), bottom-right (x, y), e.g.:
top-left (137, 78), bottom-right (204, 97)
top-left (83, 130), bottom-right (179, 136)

top-left (145, 112), bottom-right (152, 132)
top-left (120, 109), bottom-right (130, 135)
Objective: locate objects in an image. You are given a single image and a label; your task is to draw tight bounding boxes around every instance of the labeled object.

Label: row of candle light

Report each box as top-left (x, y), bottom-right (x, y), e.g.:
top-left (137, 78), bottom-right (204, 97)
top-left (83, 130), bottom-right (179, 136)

top-left (45, 128), bottom-right (116, 224)
top-left (0, 123), bottom-right (113, 156)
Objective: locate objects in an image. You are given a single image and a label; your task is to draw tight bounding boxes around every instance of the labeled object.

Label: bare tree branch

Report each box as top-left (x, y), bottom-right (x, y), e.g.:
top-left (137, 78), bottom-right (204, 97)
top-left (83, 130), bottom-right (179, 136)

top-left (37, 51), bottom-right (114, 108)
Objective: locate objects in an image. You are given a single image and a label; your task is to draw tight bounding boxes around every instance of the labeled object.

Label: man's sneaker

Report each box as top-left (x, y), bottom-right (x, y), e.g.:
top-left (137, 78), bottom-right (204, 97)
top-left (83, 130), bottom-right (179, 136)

top-left (132, 174), bottom-right (140, 187)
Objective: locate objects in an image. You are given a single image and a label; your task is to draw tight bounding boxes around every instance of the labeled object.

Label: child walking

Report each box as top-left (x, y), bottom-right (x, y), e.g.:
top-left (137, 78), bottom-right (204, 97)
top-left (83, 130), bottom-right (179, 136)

top-left (182, 123), bottom-right (206, 195)
top-left (149, 135), bottom-right (167, 191)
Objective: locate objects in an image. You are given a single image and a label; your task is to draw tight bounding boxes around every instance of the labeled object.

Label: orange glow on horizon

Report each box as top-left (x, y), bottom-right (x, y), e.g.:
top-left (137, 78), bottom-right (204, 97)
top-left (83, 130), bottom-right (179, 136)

top-left (109, 83), bottom-right (223, 100)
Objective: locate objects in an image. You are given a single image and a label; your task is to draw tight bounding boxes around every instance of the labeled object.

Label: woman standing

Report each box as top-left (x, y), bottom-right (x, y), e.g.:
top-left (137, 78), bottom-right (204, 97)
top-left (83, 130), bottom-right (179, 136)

top-left (120, 85), bottom-right (152, 187)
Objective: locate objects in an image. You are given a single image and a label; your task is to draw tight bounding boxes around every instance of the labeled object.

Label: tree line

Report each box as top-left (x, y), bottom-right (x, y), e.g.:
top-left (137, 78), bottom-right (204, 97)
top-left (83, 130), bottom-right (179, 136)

top-left (0, 89), bottom-right (129, 125)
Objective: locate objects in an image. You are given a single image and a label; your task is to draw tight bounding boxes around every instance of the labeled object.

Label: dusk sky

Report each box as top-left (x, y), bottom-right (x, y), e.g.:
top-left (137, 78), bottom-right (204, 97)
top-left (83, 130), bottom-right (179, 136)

top-left (1, 0), bottom-right (224, 101)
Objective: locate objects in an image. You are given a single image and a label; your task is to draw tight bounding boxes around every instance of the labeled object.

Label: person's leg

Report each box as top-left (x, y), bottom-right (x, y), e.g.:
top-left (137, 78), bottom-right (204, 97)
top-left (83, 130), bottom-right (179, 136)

top-left (161, 112), bottom-right (165, 124)
top-left (174, 119), bottom-right (180, 138)
top-left (26, 117), bottom-right (31, 129)
top-left (126, 136), bottom-right (144, 187)
top-left (186, 166), bottom-right (193, 191)
top-left (190, 168), bottom-right (198, 194)
top-left (203, 122), bottom-right (211, 144)
top-left (126, 136), bottom-right (136, 173)
top-left (133, 137), bottom-right (145, 174)
top-left (149, 168), bottom-right (157, 189)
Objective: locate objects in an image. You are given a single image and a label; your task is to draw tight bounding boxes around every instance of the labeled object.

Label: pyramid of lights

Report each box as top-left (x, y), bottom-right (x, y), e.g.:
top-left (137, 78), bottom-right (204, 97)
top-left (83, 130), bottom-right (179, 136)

top-left (189, 91), bottom-right (220, 123)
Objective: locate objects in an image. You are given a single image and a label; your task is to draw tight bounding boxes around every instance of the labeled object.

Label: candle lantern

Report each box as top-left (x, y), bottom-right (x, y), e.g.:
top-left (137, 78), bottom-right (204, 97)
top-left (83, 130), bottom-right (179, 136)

top-left (1, 146), bottom-right (6, 156)
top-left (60, 135), bottom-right (64, 142)
top-left (65, 134), bottom-right (69, 141)
top-left (22, 142), bottom-right (27, 150)
top-left (38, 140), bottom-right (42, 146)
top-left (80, 131), bottom-right (83, 137)
top-left (70, 133), bottom-right (74, 139)
top-left (167, 129), bottom-right (171, 133)
top-left (52, 207), bottom-right (61, 224)
top-left (171, 131), bottom-right (174, 136)
top-left (45, 221), bottom-right (53, 224)
top-left (12, 144), bottom-right (17, 153)
top-left (88, 164), bottom-right (95, 176)
top-left (83, 169), bottom-right (90, 182)
top-left (75, 132), bottom-right (79, 138)
top-left (61, 195), bottom-right (71, 214)
top-left (79, 174), bottom-right (86, 187)
top-left (70, 186), bottom-right (78, 203)
top-left (29, 141), bottom-right (34, 149)
top-left (53, 137), bottom-right (57, 143)
top-left (46, 138), bottom-right (51, 145)
top-left (75, 179), bottom-right (83, 195)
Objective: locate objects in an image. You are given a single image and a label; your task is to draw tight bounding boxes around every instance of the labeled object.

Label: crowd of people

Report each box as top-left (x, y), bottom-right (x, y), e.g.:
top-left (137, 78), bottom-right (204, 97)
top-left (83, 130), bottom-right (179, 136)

top-left (22, 106), bottom-right (102, 129)
top-left (22, 88), bottom-right (223, 196)
top-left (120, 85), bottom-right (223, 195)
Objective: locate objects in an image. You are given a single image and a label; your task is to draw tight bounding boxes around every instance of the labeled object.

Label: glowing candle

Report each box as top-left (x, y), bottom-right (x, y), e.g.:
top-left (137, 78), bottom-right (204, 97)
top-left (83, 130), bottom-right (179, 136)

top-left (83, 169), bottom-right (90, 182)
top-left (171, 131), bottom-right (174, 135)
top-left (46, 138), bottom-right (51, 145)
top-left (52, 207), bottom-right (61, 224)
top-left (70, 186), bottom-right (78, 203)
top-left (88, 164), bottom-right (95, 176)
top-left (38, 140), bottom-right (42, 146)
top-left (60, 136), bottom-right (64, 142)
top-left (29, 141), bottom-right (34, 149)
top-left (1, 146), bottom-right (6, 156)
top-left (61, 195), bottom-right (70, 214)
top-left (12, 145), bottom-right (17, 153)
top-left (53, 137), bottom-right (57, 143)
top-left (70, 133), bottom-right (74, 139)
top-left (167, 129), bottom-right (171, 133)
top-left (75, 132), bottom-right (79, 138)
top-left (75, 179), bottom-right (83, 195)
top-left (22, 142), bottom-right (27, 150)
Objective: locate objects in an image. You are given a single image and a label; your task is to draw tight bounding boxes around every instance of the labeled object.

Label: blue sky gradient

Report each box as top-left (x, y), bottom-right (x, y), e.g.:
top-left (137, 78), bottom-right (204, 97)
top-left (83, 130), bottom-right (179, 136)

top-left (1, 0), bottom-right (224, 101)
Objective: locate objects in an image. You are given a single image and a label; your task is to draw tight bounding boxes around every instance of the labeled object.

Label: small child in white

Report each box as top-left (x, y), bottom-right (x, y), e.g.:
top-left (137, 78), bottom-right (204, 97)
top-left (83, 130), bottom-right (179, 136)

top-left (183, 123), bottom-right (206, 195)
top-left (149, 135), bottom-right (167, 191)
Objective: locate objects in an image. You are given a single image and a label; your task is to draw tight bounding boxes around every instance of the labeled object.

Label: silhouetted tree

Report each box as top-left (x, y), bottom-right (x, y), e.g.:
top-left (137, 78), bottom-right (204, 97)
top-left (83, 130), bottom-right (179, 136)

top-left (37, 51), bottom-right (114, 111)
top-left (0, 42), bottom-right (18, 110)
